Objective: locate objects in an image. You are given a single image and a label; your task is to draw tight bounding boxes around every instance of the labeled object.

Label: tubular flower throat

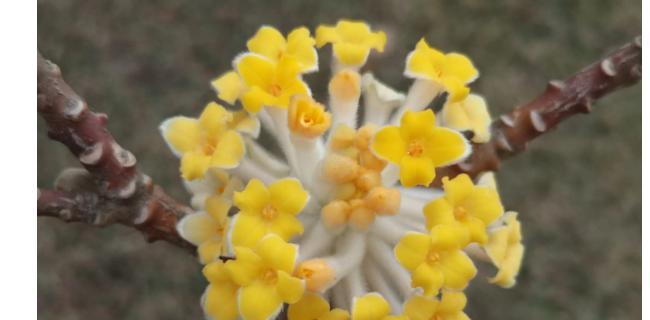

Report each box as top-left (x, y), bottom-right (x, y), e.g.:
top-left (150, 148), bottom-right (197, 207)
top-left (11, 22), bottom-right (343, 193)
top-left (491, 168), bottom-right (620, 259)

top-left (160, 18), bottom-right (525, 320)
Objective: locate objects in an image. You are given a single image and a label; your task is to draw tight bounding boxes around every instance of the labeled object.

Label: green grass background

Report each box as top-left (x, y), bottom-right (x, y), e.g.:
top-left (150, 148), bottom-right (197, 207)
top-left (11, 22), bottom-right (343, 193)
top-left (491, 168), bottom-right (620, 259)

top-left (37, 0), bottom-right (641, 319)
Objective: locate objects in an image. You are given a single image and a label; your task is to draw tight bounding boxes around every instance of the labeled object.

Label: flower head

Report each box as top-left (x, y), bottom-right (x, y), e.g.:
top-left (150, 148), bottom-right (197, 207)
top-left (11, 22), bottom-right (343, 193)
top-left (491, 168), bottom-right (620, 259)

top-left (424, 174), bottom-right (503, 245)
top-left (288, 94), bottom-right (332, 138)
top-left (484, 211), bottom-right (524, 288)
top-left (160, 102), bottom-right (250, 180)
top-left (441, 94), bottom-right (492, 143)
top-left (316, 20), bottom-right (386, 67)
top-left (230, 178), bottom-right (309, 248)
top-left (236, 54), bottom-right (310, 113)
top-left (288, 293), bottom-right (350, 320)
top-left (394, 226), bottom-right (477, 296)
top-left (247, 26), bottom-right (318, 73)
top-left (403, 292), bottom-right (469, 320)
top-left (405, 38), bottom-right (478, 102)
top-left (371, 110), bottom-right (470, 187)
top-left (225, 234), bottom-right (306, 320)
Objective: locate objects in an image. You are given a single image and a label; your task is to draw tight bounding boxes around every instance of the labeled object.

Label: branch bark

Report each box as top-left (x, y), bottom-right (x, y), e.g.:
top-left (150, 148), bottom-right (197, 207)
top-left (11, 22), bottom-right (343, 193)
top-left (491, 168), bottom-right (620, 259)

top-left (37, 53), bottom-right (195, 253)
top-left (435, 36), bottom-right (642, 182)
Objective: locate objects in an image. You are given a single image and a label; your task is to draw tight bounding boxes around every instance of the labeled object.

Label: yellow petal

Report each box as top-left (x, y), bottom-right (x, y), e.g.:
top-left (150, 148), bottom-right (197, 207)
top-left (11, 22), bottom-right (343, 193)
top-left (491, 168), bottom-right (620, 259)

top-left (231, 110), bottom-right (261, 138)
top-left (203, 260), bottom-right (232, 283)
top-left (315, 25), bottom-right (339, 48)
top-left (203, 283), bottom-right (239, 320)
top-left (394, 232), bottom-right (431, 271)
top-left (225, 246), bottom-right (263, 286)
top-left (321, 309), bottom-right (351, 320)
top-left (181, 151), bottom-right (211, 180)
top-left (399, 110), bottom-right (436, 141)
top-left (461, 216), bottom-right (488, 245)
top-left (212, 71), bottom-right (244, 105)
top-left (276, 270), bottom-right (305, 303)
top-left (488, 244), bottom-right (524, 288)
top-left (371, 126), bottom-right (406, 164)
top-left (437, 291), bottom-right (467, 314)
top-left (430, 224), bottom-right (469, 251)
top-left (441, 53), bottom-right (478, 84)
top-left (210, 130), bottom-right (245, 169)
top-left (288, 292), bottom-right (330, 320)
top-left (238, 282), bottom-right (283, 320)
top-left (199, 102), bottom-right (232, 136)
top-left (268, 213), bottom-right (305, 240)
top-left (423, 198), bottom-right (456, 230)
top-left (161, 117), bottom-right (201, 155)
top-left (234, 179), bottom-right (271, 213)
top-left (229, 213), bottom-right (269, 249)
top-left (439, 251), bottom-right (477, 290)
top-left (236, 53), bottom-right (275, 88)
top-left (422, 127), bottom-right (469, 167)
top-left (351, 293), bottom-right (391, 320)
top-left (205, 195), bottom-right (231, 222)
top-left (286, 27), bottom-right (318, 72)
top-left (441, 77), bottom-right (470, 103)
top-left (461, 187), bottom-right (503, 225)
top-left (399, 155), bottom-right (435, 187)
top-left (334, 42), bottom-right (369, 66)
top-left (256, 234), bottom-right (298, 274)
top-left (442, 94), bottom-right (491, 143)
top-left (403, 295), bottom-right (438, 320)
top-left (412, 263), bottom-right (444, 296)
top-left (247, 26), bottom-right (286, 62)
top-left (241, 86), bottom-right (276, 114)
top-left (177, 212), bottom-right (218, 246)
top-left (198, 239), bottom-right (224, 264)
top-left (441, 174), bottom-right (474, 205)
top-left (269, 178), bottom-right (309, 215)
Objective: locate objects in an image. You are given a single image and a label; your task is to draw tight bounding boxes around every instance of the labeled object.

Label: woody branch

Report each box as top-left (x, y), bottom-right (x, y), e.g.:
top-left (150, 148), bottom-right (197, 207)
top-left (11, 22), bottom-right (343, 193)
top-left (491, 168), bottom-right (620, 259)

top-left (37, 53), bottom-right (194, 253)
top-left (435, 36), bottom-right (641, 182)
top-left (37, 36), bottom-right (641, 252)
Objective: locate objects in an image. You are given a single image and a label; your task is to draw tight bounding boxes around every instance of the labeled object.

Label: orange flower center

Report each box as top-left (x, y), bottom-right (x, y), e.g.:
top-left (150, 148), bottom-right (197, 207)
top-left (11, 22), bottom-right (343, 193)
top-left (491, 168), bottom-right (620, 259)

top-left (262, 204), bottom-right (279, 220)
top-left (215, 185), bottom-right (226, 195)
top-left (454, 206), bottom-right (468, 220)
top-left (426, 250), bottom-right (441, 263)
top-left (430, 314), bottom-right (443, 320)
top-left (261, 268), bottom-right (278, 284)
top-left (300, 114), bottom-right (315, 127)
top-left (407, 141), bottom-right (424, 157)
top-left (202, 137), bottom-right (218, 155)
top-left (269, 84), bottom-right (283, 97)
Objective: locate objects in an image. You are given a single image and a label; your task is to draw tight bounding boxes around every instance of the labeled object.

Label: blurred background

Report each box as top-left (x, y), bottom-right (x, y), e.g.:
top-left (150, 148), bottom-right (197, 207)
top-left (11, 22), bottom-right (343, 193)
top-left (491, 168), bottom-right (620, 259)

top-left (37, 0), bottom-right (641, 319)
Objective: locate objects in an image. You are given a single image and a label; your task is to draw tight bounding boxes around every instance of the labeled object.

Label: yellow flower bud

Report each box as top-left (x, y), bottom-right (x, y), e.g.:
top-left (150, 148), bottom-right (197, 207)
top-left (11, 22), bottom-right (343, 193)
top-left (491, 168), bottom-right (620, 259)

top-left (295, 259), bottom-right (335, 292)
top-left (288, 95), bottom-right (332, 138)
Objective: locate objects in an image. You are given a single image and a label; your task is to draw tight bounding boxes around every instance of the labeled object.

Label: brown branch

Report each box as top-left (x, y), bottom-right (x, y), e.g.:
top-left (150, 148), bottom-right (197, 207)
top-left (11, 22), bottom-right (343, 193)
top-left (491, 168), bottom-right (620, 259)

top-left (37, 53), bottom-right (195, 253)
top-left (435, 36), bottom-right (642, 182)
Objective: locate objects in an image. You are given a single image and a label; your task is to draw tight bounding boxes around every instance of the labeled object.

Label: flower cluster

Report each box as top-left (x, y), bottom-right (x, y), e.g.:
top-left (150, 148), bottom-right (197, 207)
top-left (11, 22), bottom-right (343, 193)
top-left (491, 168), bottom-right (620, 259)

top-left (161, 19), bottom-right (525, 320)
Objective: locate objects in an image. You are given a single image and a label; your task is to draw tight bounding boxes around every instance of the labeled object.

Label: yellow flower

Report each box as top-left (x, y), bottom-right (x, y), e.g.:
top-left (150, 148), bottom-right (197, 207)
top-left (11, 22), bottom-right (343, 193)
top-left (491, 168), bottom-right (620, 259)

top-left (184, 168), bottom-right (244, 209)
top-left (394, 226), bottom-right (477, 296)
top-left (484, 211), bottom-right (524, 288)
top-left (225, 234), bottom-right (306, 320)
top-left (288, 292), bottom-right (350, 320)
top-left (177, 195), bottom-right (232, 264)
top-left (247, 26), bottom-right (318, 73)
top-left (441, 94), bottom-right (492, 143)
top-left (351, 293), bottom-right (405, 320)
top-left (202, 261), bottom-right (240, 320)
top-left (236, 54), bottom-right (310, 113)
top-left (423, 174), bottom-right (503, 245)
top-left (211, 71), bottom-right (244, 105)
top-left (403, 292), bottom-right (470, 320)
top-left (230, 178), bottom-right (309, 248)
top-left (160, 102), bottom-right (247, 180)
top-left (404, 38), bottom-right (478, 102)
top-left (371, 110), bottom-right (470, 187)
top-left (288, 94), bottom-right (332, 138)
top-left (316, 20), bottom-right (387, 67)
